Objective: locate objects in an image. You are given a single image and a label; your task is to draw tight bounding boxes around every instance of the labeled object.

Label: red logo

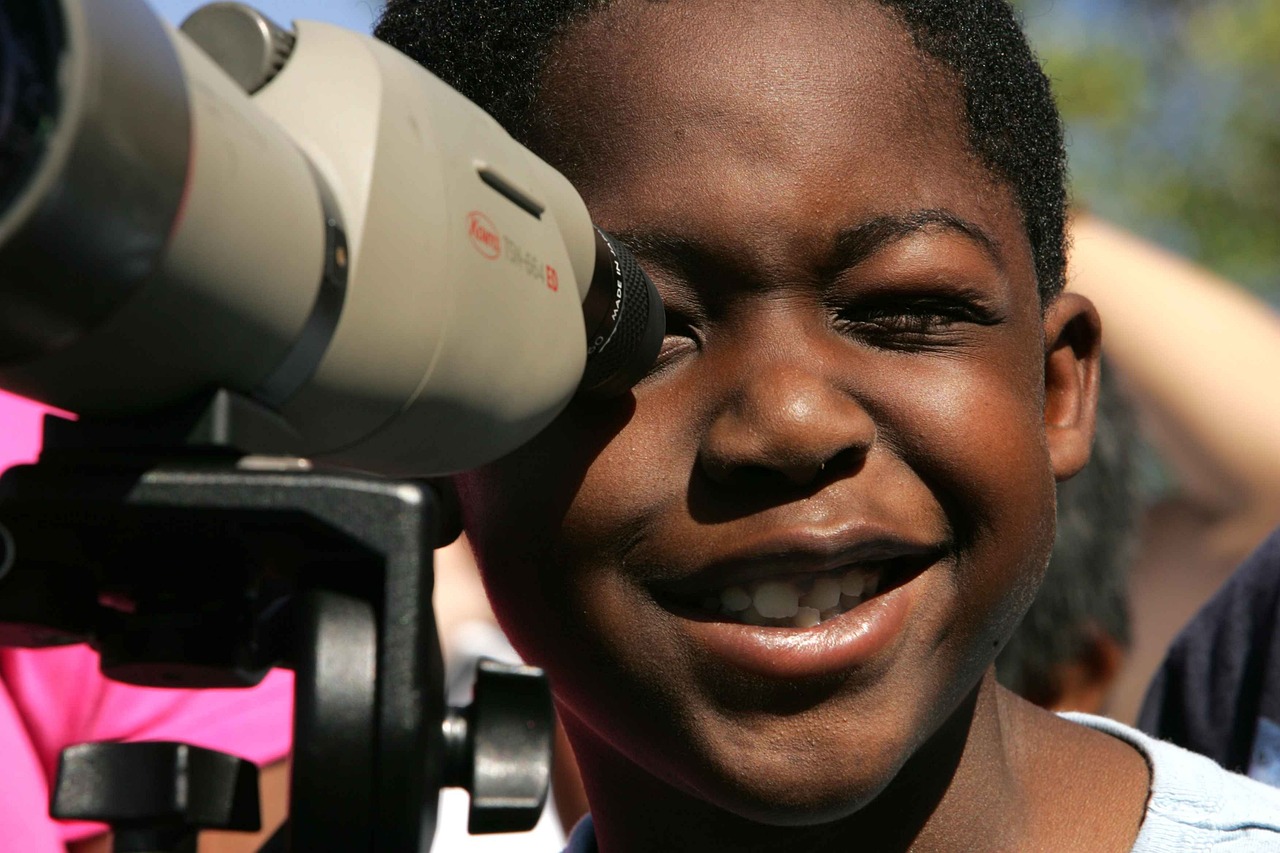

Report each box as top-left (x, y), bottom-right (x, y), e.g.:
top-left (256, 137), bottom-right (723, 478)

top-left (545, 265), bottom-right (559, 292)
top-left (467, 211), bottom-right (501, 259)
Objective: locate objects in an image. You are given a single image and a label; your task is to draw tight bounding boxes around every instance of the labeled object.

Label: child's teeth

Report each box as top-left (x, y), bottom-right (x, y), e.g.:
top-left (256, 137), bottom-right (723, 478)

top-left (799, 577), bottom-right (842, 611)
top-left (793, 606), bottom-right (821, 628)
top-left (840, 570), bottom-right (865, 597)
top-left (720, 586), bottom-right (752, 612)
top-left (753, 581), bottom-right (800, 618)
top-left (692, 565), bottom-right (886, 626)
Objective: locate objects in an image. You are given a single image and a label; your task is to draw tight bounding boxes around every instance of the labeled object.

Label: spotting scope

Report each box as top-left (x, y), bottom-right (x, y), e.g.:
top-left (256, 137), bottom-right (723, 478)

top-left (0, 0), bottom-right (664, 475)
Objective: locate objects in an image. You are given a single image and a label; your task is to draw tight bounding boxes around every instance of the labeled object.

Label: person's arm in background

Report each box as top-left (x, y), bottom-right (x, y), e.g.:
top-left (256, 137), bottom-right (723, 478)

top-left (1070, 214), bottom-right (1280, 554)
top-left (1068, 213), bottom-right (1280, 721)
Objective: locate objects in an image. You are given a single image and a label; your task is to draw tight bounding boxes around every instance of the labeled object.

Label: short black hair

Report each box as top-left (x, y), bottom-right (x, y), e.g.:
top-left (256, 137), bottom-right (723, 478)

top-left (996, 366), bottom-right (1141, 703)
top-left (375, 0), bottom-right (1068, 300)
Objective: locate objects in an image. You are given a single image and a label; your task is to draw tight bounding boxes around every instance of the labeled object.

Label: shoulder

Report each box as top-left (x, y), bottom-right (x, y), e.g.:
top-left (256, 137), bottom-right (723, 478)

top-left (1066, 712), bottom-right (1280, 851)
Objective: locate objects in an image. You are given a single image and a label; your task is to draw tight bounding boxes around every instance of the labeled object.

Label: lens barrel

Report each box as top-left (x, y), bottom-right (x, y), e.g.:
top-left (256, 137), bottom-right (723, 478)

top-left (0, 0), bottom-right (63, 215)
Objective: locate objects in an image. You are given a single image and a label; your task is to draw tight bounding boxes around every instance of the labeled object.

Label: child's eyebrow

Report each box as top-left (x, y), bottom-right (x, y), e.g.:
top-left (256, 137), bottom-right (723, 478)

top-left (610, 209), bottom-right (1002, 286)
top-left (828, 209), bottom-right (1002, 275)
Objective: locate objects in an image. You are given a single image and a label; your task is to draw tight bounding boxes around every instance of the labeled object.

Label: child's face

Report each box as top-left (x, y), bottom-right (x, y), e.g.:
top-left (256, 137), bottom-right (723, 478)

top-left (456, 0), bottom-right (1097, 823)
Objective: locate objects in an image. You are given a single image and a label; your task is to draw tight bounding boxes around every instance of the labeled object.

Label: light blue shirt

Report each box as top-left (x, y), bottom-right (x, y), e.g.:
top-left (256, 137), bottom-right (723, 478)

top-left (1067, 712), bottom-right (1280, 851)
top-left (563, 713), bottom-right (1280, 852)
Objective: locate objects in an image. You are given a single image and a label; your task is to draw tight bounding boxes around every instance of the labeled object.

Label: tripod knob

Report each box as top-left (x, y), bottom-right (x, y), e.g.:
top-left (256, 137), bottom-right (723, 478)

top-left (52, 741), bottom-right (261, 852)
top-left (442, 658), bottom-right (554, 834)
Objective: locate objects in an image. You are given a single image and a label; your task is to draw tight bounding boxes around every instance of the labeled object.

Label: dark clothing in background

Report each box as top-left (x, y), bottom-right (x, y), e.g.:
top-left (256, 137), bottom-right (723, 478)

top-left (1139, 527), bottom-right (1280, 786)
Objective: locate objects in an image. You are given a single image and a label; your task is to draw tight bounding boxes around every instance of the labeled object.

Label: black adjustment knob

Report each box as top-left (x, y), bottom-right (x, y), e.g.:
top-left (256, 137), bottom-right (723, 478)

top-left (442, 658), bottom-right (554, 835)
top-left (52, 741), bottom-right (261, 852)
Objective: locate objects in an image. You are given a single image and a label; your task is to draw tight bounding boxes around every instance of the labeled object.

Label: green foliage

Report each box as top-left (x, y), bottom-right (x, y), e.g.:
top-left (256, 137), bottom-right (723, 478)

top-left (1013, 0), bottom-right (1280, 298)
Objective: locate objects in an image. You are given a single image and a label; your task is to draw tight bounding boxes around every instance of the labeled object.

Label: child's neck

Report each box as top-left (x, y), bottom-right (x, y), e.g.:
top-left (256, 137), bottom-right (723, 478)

top-left (565, 675), bottom-right (1150, 853)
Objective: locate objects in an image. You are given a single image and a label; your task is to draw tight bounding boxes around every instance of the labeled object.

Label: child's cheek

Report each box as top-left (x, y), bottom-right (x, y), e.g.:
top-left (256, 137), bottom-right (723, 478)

top-left (887, 353), bottom-right (1057, 641)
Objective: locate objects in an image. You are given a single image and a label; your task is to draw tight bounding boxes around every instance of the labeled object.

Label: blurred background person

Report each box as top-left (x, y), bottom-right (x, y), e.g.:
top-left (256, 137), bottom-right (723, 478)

top-left (0, 396), bottom-right (295, 853)
top-left (996, 213), bottom-right (1280, 721)
top-left (1069, 214), bottom-right (1280, 721)
top-left (1138, 526), bottom-right (1280, 787)
top-left (1008, 0), bottom-right (1280, 719)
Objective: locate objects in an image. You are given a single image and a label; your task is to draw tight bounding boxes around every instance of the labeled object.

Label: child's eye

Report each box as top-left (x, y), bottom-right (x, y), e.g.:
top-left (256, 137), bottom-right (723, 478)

top-left (831, 295), bottom-right (999, 350)
top-left (643, 309), bottom-right (700, 380)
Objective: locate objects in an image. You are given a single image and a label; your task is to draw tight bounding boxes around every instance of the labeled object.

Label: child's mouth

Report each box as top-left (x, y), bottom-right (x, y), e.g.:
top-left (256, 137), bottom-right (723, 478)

top-left (654, 549), bottom-right (941, 678)
top-left (682, 563), bottom-right (886, 628)
top-left (664, 555), bottom-right (929, 630)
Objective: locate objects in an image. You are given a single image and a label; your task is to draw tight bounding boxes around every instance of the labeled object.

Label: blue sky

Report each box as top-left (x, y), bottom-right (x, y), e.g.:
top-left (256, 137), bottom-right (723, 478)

top-left (147, 0), bottom-right (381, 33)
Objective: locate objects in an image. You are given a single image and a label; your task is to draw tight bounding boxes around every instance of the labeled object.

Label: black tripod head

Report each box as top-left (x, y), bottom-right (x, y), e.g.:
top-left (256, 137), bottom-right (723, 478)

top-left (0, 390), bottom-right (555, 852)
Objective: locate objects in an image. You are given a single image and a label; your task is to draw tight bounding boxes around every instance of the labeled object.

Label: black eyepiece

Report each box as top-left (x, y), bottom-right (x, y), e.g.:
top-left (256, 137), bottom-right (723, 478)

top-left (578, 228), bottom-right (664, 398)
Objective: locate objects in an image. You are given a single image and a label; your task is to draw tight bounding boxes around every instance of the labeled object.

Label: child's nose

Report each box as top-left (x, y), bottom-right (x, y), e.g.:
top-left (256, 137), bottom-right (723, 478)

top-left (697, 358), bottom-right (876, 490)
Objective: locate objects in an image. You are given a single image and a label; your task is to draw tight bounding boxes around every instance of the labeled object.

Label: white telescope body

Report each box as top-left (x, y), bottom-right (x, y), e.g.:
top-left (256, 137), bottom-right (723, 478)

top-left (0, 0), bottom-right (660, 475)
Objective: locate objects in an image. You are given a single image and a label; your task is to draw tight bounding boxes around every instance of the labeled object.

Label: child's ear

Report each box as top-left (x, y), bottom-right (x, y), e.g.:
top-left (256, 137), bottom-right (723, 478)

top-left (1043, 292), bottom-right (1102, 482)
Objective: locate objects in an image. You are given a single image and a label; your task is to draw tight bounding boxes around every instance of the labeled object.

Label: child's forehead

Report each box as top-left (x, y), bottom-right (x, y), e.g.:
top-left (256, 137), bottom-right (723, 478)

top-left (534, 0), bottom-right (1036, 293)
top-left (541, 0), bottom-right (961, 161)
top-left (565, 0), bottom-right (915, 74)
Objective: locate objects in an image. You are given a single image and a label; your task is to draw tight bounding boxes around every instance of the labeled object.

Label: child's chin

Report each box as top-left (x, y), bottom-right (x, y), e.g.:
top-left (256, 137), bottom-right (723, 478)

top-left (690, 748), bottom-right (901, 827)
top-left (705, 782), bottom-right (886, 828)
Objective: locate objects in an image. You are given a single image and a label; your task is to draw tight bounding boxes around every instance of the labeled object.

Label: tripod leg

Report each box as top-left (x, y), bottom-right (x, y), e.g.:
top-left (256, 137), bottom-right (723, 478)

top-left (289, 589), bottom-right (376, 852)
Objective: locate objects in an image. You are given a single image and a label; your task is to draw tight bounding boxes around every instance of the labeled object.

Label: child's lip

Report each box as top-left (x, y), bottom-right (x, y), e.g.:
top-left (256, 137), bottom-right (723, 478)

top-left (652, 525), bottom-right (944, 599)
top-left (669, 563), bottom-right (929, 679)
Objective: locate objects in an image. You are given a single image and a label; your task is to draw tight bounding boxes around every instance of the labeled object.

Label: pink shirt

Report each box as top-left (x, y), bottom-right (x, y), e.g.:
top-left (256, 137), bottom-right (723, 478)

top-left (0, 392), bottom-right (294, 849)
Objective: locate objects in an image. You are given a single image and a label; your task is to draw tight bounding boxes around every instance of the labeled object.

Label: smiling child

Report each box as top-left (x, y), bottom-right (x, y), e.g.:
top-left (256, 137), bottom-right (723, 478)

top-left (378, 1), bottom-right (1280, 850)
